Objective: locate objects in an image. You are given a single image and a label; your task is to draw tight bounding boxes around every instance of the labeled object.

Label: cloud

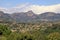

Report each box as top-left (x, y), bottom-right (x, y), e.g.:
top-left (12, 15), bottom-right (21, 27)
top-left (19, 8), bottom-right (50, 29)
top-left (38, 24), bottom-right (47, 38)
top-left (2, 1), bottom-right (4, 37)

top-left (9, 4), bottom-right (60, 14)
top-left (8, 3), bottom-right (30, 13)
top-left (0, 3), bottom-right (60, 14)
top-left (22, 4), bottom-right (60, 14)
top-left (0, 7), bottom-right (8, 13)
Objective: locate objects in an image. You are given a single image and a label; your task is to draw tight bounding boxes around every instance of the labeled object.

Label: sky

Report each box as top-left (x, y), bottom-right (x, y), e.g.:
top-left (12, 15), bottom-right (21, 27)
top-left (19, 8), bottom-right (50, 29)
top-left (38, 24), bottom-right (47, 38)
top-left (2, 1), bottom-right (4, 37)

top-left (0, 0), bottom-right (60, 8)
top-left (0, 0), bottom-right (60, 14)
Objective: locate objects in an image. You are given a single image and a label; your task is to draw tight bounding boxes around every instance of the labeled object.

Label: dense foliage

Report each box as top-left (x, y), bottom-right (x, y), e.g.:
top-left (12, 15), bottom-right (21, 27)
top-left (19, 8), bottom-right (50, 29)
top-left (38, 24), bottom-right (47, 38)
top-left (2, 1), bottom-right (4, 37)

top-left (0, 22), bottom-right (60, 40)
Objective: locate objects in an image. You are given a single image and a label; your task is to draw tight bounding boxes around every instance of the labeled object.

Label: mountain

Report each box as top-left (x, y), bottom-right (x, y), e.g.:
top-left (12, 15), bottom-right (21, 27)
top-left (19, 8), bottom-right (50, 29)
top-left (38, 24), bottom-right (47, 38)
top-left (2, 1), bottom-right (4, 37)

top-left (38, 12), bottom-right (60, 21)
top-left (0, 11), bottom-right (60, 23)
top-left (0, 11), bottom-right (13, 23)
top-left (11, 10), bottom-right (37, 23)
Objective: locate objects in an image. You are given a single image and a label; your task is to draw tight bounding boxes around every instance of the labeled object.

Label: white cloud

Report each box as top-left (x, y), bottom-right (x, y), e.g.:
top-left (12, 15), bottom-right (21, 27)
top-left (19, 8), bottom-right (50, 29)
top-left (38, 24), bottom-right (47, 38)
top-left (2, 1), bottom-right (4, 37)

top-left (23, 4), bottom-right (60, 14)
top-left (0, 7), bottom-right (8, 13)
top-left (0, 3), bottom-right (60, 14)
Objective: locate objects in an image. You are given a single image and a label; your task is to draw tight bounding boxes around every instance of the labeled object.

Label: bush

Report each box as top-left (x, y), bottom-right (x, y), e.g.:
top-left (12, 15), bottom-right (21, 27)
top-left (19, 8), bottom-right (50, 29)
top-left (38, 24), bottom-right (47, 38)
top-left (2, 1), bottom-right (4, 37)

top-left (0, 24), bottom-right (11, 36)
top-left (47, 32), bottom-right (60, 40)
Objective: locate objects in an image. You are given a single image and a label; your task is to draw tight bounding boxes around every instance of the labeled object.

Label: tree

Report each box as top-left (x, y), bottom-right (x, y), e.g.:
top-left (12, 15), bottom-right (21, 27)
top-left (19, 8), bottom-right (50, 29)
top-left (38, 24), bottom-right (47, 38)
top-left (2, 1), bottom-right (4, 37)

top-left (7, 32), bottom-right (34, 40)
top-left (47, 32), bottom-right (60, 40)
top-left (0, 24), bottom-right (11, 36)
top-left (0, 36), bottom-right (7, 40)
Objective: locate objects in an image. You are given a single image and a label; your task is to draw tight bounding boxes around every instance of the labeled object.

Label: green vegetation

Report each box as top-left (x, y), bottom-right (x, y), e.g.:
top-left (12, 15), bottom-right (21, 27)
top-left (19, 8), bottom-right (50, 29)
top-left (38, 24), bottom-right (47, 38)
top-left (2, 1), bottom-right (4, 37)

top-left (0, 22), bottom-right (60, 40)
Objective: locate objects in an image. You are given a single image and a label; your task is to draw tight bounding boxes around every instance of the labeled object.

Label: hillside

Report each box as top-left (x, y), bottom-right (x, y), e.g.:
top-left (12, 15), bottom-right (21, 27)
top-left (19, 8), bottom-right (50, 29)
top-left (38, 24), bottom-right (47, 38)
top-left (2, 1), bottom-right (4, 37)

top-left (0, 11), bottom-right (60, 23)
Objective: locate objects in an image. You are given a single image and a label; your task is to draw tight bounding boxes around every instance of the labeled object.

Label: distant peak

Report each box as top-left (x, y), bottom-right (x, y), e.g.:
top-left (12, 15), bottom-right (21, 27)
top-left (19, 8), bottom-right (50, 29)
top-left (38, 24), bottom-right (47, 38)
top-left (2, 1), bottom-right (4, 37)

top-left (27, 10), bottom-right (33, 12)
top-left (26, 10), bottom-right (34, 14)
top-left (0, 11), bottom-right (4, 13)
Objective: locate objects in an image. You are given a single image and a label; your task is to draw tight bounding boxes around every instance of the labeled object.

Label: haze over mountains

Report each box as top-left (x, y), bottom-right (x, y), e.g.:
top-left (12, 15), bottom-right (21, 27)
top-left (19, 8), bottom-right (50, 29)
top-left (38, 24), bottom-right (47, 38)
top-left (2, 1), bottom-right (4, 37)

top-left (0, 4), bottom-right (60, 14)
top-left (0, 10), bottom-right (60, 23)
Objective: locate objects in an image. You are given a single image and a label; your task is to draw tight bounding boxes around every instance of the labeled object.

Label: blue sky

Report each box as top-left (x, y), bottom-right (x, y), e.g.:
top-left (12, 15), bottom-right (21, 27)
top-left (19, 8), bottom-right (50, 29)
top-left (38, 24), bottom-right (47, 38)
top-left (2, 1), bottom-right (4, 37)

top-left (0, 0), bottom-right (60, 8)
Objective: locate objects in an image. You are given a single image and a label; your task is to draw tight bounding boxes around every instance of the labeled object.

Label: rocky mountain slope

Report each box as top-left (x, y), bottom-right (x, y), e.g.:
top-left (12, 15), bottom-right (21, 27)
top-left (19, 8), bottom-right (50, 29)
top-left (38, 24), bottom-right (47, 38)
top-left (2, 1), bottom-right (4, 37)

top-left (0, 11), bottom-right (60, 23)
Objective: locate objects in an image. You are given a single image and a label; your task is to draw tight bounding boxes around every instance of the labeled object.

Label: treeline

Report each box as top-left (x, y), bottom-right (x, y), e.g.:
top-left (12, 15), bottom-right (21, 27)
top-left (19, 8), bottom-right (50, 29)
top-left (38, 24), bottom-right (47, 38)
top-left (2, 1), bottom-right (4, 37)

top-left (0, 22), bottom-right (60, 40)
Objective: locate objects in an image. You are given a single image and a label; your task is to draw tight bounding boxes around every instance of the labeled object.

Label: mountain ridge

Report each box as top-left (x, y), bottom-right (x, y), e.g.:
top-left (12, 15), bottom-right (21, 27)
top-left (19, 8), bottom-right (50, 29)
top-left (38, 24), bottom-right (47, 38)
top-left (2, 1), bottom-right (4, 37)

top-left (0, 11), bottom-right (60, 23)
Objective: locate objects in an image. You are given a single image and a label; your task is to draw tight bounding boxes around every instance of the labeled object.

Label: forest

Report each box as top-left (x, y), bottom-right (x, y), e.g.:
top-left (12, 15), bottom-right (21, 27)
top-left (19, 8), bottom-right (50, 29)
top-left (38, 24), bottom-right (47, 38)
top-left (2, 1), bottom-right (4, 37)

top-left (0, 22), bottom-right (60, 40)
